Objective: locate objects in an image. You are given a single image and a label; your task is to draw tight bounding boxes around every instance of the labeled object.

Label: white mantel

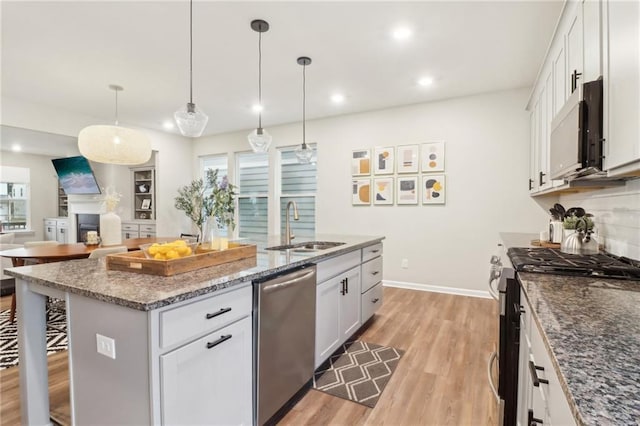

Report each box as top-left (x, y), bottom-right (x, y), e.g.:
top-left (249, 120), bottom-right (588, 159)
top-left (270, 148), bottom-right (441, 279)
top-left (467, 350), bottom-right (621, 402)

top-left (67, 194), bottom-right (106, 243)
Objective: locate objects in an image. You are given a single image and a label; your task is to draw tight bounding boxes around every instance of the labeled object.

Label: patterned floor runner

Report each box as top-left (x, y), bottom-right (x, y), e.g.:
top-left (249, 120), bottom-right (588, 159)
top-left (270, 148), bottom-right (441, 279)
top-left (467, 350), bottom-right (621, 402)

top-left (313, 340), bottom-right (404, 408)
top-left (0, 309), bottom-right (67, 370)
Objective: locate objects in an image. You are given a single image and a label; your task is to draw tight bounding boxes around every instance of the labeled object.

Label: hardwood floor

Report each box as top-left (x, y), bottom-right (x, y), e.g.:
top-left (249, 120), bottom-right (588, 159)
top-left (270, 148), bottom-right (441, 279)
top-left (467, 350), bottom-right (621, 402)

top-left (0, 287), bottom-right (497, 425)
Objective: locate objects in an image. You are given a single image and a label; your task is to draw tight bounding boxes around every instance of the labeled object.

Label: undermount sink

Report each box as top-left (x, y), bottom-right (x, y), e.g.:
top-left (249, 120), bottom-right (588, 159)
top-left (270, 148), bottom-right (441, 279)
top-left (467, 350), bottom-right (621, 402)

top-left (265, 241), bottom-right (345, 252)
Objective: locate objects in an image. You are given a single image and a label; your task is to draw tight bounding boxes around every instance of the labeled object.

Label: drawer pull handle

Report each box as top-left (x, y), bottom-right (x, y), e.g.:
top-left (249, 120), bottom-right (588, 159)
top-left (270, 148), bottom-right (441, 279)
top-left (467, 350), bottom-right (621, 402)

top-left (206, 307), bottom-right (232, 319)
top-left (528, 361), bottom-right (549, 387)
top-left (206, 334), bottom-right (232, 349)
top-left (340, 279), bottom-right (346, 295)
top-left (371, 249), bottom-right (380, 254)
top-left (372, 298), bottom-right (380, 303)
top-left (528, 409), bottom-right (543, 425)
top-left (371, 271), bottom-right (380, 275)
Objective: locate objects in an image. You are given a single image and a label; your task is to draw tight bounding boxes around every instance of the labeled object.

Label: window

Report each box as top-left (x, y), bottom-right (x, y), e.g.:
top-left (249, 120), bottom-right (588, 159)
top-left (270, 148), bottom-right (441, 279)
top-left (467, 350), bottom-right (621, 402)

top-left (279, 147), bottom-right (316, 238)
top-left (0, 167), bottom-right (30, 230)
top-left (236, 152), bottom-right (269, 239)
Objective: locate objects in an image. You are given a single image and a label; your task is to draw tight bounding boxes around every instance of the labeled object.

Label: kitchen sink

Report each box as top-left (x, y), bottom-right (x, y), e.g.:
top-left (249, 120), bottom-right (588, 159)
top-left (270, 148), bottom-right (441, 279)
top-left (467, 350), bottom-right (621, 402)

top-left (265, 241), bottom-right (345, 252)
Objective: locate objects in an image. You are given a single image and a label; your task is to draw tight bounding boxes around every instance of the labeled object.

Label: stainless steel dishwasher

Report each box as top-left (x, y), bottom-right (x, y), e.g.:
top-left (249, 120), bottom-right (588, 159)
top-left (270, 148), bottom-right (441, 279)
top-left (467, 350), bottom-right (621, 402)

top-left (254, 264), bottom-right (316, 425)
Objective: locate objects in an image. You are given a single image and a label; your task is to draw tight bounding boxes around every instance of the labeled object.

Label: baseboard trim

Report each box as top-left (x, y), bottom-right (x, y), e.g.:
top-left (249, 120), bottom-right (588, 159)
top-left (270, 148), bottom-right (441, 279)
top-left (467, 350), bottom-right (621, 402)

top-left (383, 280), bottom-right (492, 299)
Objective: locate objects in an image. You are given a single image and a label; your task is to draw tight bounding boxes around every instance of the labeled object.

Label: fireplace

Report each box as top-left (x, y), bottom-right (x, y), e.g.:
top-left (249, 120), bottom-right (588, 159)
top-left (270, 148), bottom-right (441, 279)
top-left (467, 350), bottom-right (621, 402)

top-left (76, 214), bottom-right (100, 243)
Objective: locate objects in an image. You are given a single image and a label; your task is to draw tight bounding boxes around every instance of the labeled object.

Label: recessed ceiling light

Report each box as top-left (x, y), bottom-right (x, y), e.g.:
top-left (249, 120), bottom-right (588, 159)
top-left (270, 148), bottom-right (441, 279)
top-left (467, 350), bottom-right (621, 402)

top-left (162, 121), bottom-right (175, 130)
top-left (392, 27), bottom-right (412, 41)
top-left (11, 144), bottom-right (21, 152)
top-left (331, 94), bottom-right (345, 104)
top-left (252, 104), bottom-right (263, 113)
top-left (418, 77), bottom-right (434, 87)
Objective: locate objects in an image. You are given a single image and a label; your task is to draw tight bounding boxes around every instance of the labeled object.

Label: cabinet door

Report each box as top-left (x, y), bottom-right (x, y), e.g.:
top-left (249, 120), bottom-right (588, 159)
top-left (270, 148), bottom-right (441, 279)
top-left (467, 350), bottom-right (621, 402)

top-left (56, 226), bottom-right (68, 244)
top-left (160, 316), bottom-right (252, 426)
top-left (604, 0), bottom-right (640, 173)
top-left (122, 230), bottom-right (139, 240)
top-left (315, 275), bottom-right (341, 368)
top-left (552, 43), bottom-right (567, 118)
top-left (529, 107), bottom-right (539, 192)
top-left (44, 222), bottom-right (56, 241)
top-left (566, 4), bottom-right (584, 95)
top-left (340, 266), bottom-right (361, 340)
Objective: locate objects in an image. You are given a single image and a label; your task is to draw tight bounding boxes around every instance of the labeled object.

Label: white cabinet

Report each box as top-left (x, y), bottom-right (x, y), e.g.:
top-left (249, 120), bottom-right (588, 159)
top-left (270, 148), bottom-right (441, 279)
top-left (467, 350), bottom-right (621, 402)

top-left (132, 167), bottom-right (155, 220)
top-left (315, 249), bottom-right (364, 368)
top-left (566, 3), bottom-right (584, 96)
top-left (603, 0), bottom-right (640, 175)
top-left (122, 222), bottom-right (156, 240)
top-left (315, 265), bottom-right (361, 368)
top-left (361, 245), bottom-right (384, 323)
top-left (517, 289), bottom-right (576, 426)
top-left (160, 316), bottom-right (252, 426)
top-left (44, 218), bottom-right (68, 243)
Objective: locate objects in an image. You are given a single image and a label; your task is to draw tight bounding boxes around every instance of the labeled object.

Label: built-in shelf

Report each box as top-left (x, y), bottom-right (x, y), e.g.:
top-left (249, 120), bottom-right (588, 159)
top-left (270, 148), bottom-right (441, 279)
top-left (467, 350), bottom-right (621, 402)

top-left (132, 167), bottom-right (155, 220)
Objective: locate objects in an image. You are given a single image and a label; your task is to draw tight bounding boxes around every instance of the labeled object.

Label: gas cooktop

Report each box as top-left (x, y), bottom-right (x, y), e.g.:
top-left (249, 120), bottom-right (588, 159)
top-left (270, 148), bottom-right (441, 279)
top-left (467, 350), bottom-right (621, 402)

top-left (507, 247), bottom-right (640, 281)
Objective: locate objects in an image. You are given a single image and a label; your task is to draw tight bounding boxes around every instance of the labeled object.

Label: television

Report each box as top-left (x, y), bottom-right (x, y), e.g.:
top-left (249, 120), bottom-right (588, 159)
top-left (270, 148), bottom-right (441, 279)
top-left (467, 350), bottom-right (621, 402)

top-left (52, 156), bottom-right (102, 195)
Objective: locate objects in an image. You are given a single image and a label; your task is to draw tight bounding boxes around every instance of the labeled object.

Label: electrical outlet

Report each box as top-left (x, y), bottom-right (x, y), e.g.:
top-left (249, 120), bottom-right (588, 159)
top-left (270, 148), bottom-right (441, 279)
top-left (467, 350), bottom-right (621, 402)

top-left (401, 258), bottom-right (409, 269)
top-left (96, 333), bottom-right (116, 359)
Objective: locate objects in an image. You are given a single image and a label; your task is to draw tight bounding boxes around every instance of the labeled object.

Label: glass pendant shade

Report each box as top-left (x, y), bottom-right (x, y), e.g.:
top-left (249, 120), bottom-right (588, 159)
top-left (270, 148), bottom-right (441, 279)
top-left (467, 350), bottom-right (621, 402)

top-left (295, 143), bottom-right (314, 164)
top-left (78, 125), bottom-right (152, 165)
top-left (247, 127), bottom-right (272, 153)
top-left (175, 102), bottom-right (208, 138)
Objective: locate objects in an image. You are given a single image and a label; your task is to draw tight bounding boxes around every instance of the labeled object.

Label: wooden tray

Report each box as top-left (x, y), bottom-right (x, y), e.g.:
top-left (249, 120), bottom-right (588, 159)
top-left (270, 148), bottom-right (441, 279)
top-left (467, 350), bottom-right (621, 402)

top-left (105, 242), bottom-right (257, 276)
top-left (531, 239), bottom-right (561, 248)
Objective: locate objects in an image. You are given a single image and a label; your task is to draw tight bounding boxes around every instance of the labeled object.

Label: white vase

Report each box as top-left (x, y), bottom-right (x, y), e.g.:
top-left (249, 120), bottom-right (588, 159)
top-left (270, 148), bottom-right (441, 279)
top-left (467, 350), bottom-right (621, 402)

top-left (100, 211), bottom-right (122, 246)
top-left (201, 217), bottom-right (228, 251)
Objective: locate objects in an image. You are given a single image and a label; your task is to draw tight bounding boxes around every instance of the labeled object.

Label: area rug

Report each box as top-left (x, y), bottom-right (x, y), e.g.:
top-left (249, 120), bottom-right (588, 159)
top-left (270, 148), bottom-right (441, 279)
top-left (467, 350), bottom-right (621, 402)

top-left (313, 340), bottom-right (404, 408)
top-left (0, 309), bottom-right (68, 370)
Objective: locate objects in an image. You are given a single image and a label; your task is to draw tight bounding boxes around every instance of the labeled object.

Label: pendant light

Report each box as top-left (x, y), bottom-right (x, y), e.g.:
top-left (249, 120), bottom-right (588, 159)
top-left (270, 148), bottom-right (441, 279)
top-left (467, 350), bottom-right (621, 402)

top-left (174, 0), bottom-right (208, 137)
top-left (295, 57), bottom-right (314, 164)
top-left (78, 85), bottom-right (152, 165)
top-left (247, 19), bottom-right (272, 153)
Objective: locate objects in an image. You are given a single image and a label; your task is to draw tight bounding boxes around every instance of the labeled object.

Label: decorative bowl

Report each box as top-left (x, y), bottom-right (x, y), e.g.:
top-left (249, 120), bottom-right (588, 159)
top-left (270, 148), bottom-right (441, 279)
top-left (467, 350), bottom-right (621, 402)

top-left (139, 240), bottom-right (198, 260)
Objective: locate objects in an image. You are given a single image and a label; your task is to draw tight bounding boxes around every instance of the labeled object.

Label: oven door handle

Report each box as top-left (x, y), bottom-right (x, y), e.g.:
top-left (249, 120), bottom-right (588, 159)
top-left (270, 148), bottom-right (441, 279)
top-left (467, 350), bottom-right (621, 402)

top-left (488, 277), bottom-right (499, 301)
top-left (487, 351), bottom-right (505, 426)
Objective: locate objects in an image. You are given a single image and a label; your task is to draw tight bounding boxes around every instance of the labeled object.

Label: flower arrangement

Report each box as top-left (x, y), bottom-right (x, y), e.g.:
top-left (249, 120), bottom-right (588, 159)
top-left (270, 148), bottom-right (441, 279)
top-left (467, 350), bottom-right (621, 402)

top-left (102, 187), bottom-right (122, 212)
top-left (174, 169), bottom-right (237, 239)
top-left (563, 215), bottom-right (594, 230)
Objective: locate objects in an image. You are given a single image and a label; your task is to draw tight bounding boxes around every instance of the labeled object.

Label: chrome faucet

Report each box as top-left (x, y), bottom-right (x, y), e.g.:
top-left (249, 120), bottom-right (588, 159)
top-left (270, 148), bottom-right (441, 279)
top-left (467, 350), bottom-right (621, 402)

top-left (285, 200), bottom-right (299, 245)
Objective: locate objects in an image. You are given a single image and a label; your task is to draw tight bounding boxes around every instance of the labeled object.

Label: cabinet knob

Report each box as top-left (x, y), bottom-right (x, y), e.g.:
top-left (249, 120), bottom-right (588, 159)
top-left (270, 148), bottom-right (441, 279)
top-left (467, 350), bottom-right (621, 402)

top-left (538, 171), bottom-right (546, 187)
top-left (528, 361), bottom-right (549, 387)
top-left (372, 298), bottom-right (380, 304)
top-left (528, 409), bottom-right (544, 425)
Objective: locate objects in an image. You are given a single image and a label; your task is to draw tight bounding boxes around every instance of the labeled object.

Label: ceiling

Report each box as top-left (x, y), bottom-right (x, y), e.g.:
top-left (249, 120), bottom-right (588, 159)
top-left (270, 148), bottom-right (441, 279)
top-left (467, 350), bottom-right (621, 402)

top-left (1, 0), bottom-right (562, 146)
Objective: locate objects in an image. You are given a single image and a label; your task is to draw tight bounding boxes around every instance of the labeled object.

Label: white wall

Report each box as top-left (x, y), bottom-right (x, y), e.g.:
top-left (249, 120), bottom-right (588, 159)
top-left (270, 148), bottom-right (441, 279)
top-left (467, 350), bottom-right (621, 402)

top-left (559, 179), bottom-right (640, 260)
top-left (0, 151), bottom-right (58, 241)
top-left (1, 96), bottom-right (194, 238)
top-left (194, 88), bottom-right (549, 292)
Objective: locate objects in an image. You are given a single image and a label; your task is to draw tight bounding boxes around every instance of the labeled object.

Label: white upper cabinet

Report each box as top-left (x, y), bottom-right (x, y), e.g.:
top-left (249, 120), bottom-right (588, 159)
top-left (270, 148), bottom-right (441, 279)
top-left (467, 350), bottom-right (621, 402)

top-left (566, 4), bottom-right (584, 96)
top-left (603, 0), bottom-right (640, 175)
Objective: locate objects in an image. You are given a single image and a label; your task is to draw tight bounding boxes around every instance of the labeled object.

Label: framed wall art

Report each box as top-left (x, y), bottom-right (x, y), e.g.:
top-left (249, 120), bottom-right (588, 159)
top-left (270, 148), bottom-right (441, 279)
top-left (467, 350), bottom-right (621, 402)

top-left (422, 175), bottom-right (445, 204)
top-left (352, 179), bottom-right (371, 205)
top-left (373, 177), bottom-right (394, 205)
top-left (396, 176), bottom-right (418, 205)
top-left (351, 149), bottom-right (371, 176)
top-left (373, 146), bottom-right (394, 175)
top-left (141, 198), bottom-right (151, 210)
top-left (396, 144), bottom-right (419, 173)
top-left (421, 141), bottom-right (445, 172)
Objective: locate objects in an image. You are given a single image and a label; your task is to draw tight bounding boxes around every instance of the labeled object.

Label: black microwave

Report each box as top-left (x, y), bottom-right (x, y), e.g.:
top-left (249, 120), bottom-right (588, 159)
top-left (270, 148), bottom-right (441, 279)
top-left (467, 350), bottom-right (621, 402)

top-left (549, 78), bottom-right (603, 180)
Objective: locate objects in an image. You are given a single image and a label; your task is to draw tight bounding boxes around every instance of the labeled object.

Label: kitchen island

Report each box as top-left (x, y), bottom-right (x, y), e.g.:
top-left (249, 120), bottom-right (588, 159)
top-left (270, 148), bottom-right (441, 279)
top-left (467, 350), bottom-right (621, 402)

top-left (499, 233), bottom-right (640, 425)
top-left (7, 234), bottom-right (384, 425)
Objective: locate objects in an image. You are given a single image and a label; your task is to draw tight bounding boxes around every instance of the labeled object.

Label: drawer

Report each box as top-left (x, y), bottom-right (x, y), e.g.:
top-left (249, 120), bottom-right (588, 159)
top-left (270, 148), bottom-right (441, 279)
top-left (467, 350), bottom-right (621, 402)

top-left (140, 231), bottom-right (156, 238)
top-left (140, 224), bottom-right (156, 233)
top-left (44, 219), bottom-right (57, 227)
top-left (362, 243), bottom-right (383, 263)
top-left (361, 256), bottom-right (383, 293)
top-left (316, 250), bottom-right (361, 283)
top-left (160, 285), bottom-right (252, 349)
top-left (122, 223), bottom-right (138, 232)
top-left (361, 282), bottom-right (383, 323)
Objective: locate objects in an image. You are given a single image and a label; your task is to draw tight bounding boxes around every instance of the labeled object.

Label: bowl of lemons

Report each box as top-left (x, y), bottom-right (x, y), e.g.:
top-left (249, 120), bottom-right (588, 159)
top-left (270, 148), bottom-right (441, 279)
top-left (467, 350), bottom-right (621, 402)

top-left (140, 239), bottom-right (198, 260)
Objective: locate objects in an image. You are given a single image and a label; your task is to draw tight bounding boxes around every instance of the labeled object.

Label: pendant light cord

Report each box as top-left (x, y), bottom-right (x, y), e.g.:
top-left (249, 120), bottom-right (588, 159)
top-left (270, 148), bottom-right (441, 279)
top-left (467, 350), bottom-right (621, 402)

top-left (302, 62), bottom-right (306, 148)
top-left (189, 0), bottom-right (193, 104)
top-left (114, 88), bottom-right (119, 126)
top-left (258, 30), bottom-right (262, 129)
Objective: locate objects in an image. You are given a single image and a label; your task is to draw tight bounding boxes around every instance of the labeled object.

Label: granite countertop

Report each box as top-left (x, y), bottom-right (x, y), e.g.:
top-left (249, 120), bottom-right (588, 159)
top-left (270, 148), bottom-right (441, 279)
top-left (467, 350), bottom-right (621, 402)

top-left (6, 234), bottom-right (383, 311)
top-left (501, 232), bottom-right (640, 424)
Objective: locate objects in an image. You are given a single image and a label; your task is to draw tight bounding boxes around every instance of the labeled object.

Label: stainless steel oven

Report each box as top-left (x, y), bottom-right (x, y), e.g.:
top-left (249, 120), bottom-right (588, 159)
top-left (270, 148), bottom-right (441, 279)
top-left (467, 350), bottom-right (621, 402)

top-left (487, 246), bottom-right (521, 426)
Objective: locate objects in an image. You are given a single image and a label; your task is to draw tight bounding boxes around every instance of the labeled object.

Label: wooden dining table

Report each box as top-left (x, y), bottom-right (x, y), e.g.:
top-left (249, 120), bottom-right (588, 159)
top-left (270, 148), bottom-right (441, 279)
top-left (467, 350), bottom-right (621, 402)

top-left (0, 237), bottom-right (176, 323)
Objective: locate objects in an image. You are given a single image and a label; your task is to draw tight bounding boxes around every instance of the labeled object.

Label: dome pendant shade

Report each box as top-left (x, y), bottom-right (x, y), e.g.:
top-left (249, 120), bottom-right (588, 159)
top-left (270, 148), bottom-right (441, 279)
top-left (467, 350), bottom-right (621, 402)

top-left (78, 125), bottom-right (152, 165)
top-left (175, 102), bottom-right (209, 137)
top-left (248, 127), bottom-right (272, 153)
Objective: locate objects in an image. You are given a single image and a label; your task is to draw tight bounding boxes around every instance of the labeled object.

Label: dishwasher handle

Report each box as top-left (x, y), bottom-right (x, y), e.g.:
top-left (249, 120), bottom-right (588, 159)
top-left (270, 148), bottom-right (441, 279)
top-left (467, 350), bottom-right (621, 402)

top-left (262, 269), bottom-right (316, 294)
